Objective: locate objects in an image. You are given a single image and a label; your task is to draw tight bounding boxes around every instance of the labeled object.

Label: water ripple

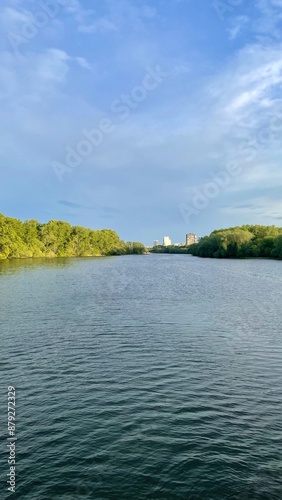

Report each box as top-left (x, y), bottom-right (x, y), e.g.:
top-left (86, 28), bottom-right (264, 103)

top-left (0, 256), bottom-right (281, 499)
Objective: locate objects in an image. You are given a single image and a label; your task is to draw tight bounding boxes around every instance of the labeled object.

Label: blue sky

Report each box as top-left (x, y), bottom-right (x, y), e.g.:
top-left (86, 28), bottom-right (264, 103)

top-left (1, 0), bottom-right (282, 244)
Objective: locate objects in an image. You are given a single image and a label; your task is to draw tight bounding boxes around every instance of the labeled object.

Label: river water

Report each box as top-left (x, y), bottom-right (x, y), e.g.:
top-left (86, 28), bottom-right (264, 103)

top-left (0, 255), bottom-right (281, 499)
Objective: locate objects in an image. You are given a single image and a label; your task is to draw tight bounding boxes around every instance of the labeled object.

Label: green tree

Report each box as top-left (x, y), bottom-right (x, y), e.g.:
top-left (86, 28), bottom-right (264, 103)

top-left (272, 235), bottom-right (282, 259)
top-left (0, 212), bottom-right (144, 259)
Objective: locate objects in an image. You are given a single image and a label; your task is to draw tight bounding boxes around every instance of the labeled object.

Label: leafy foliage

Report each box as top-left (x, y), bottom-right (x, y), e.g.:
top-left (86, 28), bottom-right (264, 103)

top-left (151, 245), bottom-right (191, 254)
top-left (150, 225), bottom-right (282, 259)
top-left (189, 225), bottom-right (282, 259)
top-left (0, 213), bottom-right (145, 259)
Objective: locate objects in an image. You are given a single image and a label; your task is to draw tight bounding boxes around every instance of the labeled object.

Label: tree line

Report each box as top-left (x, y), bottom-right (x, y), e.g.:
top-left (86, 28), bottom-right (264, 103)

top-left (0, 213), bottom-right (145, 259)
top-left (150, 225), bottom-right (282, 259)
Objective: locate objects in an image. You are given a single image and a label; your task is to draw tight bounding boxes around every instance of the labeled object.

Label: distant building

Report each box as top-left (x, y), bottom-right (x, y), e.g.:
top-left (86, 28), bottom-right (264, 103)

top-left (163, 236), bottom-right (172, 246)
top-left (153, 240), bottom-right (159, 247)
top-left (186, 233), bottom-right (197, 246)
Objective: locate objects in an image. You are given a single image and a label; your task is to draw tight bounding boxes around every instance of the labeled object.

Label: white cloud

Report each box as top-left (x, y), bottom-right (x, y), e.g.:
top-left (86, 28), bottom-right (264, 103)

top-left (173, 64), bottom-right (191, 75)
top-left (1, 6), bottom-right (31, 24)
top-left (0, 47), bottom-right (93, 103)
top-left (75, 56), bottom-right (92, 70)
top-left (77, 1), bottom-right (158, 35)
top-left (254, 0), bottom-right (282, 39)
top-left (1, 49), bottom-right (66, 100)
top-left (228, 15), bottom-right (249, 40)
top-left (207, 44), bottom-right (282, 130)
top-left (222, 197), bottom-right (282, 220)
top-left (78, 17), bottom-right (117, 34)
top-left (36, 48), bottom-right (70, 84)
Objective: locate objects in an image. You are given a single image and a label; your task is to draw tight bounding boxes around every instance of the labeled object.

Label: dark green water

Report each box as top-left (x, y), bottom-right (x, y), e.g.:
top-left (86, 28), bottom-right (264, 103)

top-left (0, 255), bottom-right (281, 499)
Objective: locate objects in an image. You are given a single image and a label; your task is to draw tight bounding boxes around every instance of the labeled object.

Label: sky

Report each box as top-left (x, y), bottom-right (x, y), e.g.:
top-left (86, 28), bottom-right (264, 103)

top-left (1, 0), bottom-right (282, 245)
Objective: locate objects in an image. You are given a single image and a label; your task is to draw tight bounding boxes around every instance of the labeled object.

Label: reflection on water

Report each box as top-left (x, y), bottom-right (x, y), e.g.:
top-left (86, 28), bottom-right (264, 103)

top-left (0, 256), bottom-right (103, 276)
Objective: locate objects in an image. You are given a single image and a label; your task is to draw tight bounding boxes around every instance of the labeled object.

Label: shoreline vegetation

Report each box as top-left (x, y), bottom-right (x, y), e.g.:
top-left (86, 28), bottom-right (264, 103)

top-left (0, 213), bottom-right (145, 259)
top-left (150, 225), bottom-right (282, 259)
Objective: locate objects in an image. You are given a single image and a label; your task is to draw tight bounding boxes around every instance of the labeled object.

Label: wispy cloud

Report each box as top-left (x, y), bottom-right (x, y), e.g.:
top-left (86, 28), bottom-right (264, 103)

top-left (254, 0), bottom-right (282, 39)
top-left (78, 17), bottom-right (117, 34)
top-left (228, 15), bottom-right (249, 40)
top-left (209, 43), bottom-right (282, 126)
top-left (58, 200), bottom-right (94, 210)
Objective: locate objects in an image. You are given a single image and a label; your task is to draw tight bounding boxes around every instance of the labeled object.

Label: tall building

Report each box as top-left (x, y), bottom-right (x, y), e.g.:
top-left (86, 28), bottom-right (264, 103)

top-left (153, 240), bottom-right (159, 247)
top-left (163, 236), bottom-right (172, 246)
top-left (186, 233), bottom-right (197, 246)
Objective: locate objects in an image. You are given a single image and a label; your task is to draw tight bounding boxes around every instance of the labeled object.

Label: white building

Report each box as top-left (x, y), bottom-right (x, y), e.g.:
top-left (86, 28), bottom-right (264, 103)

top-left (153, 240), bottom-right (159, 247)
top-left (163, 236), bottom-right (172, 246)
